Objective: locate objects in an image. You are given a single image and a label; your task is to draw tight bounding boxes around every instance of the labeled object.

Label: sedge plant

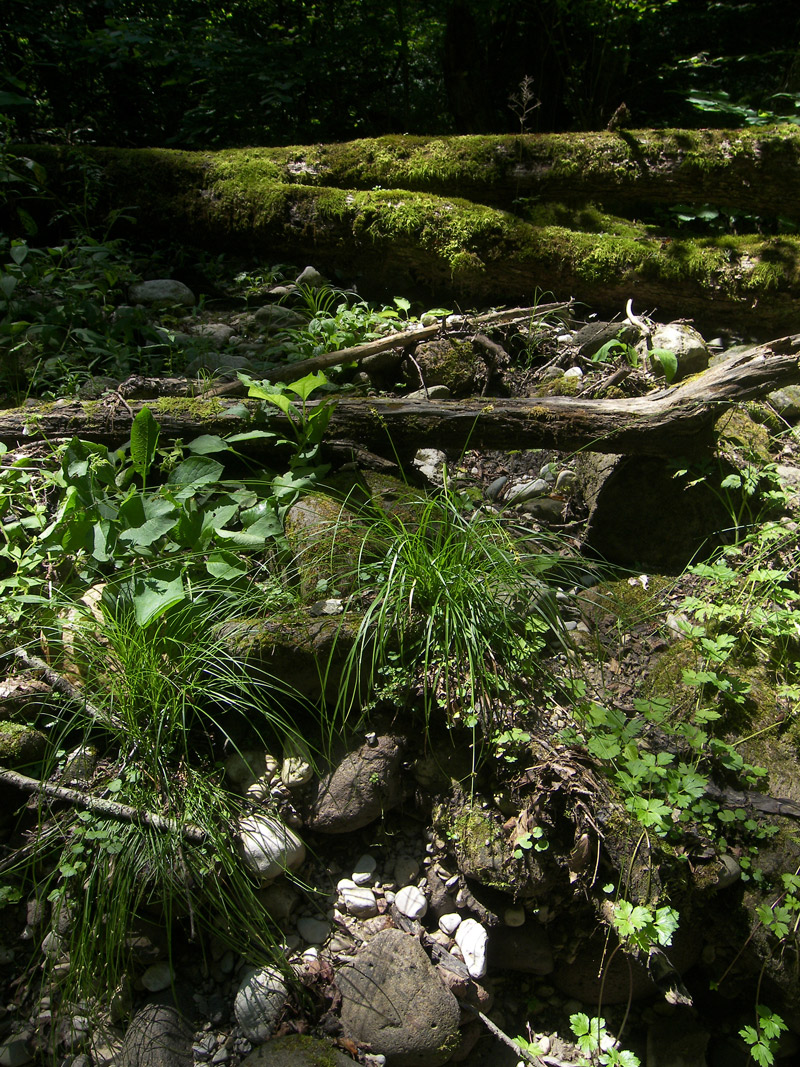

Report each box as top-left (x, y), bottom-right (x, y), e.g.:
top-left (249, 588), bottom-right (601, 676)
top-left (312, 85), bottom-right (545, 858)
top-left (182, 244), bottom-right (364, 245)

top-left (331, 475), bottom-right (576, 765)
top-left (6, 579), bottom-right (318, 1034)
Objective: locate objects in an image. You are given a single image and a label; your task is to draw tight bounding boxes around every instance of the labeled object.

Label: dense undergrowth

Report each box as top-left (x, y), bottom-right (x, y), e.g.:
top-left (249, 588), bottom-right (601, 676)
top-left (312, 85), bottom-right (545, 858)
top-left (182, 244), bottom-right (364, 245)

top-left (2, 151), bottom-right (800, 1067)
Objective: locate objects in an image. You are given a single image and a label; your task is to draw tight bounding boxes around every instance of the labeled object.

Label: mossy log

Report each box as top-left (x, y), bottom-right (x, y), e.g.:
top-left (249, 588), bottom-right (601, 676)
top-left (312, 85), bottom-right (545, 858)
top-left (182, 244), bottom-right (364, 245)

top-left (23, 134), bottom-right (800, 334)
top-left (3, 335), bottom-right (798, 457)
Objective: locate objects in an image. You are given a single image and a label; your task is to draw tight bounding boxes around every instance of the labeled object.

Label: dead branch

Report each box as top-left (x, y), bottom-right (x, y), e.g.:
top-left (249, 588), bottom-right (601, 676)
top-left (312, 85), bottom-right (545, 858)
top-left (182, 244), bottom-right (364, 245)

top-left (0, 765), bottom-right (207, 844)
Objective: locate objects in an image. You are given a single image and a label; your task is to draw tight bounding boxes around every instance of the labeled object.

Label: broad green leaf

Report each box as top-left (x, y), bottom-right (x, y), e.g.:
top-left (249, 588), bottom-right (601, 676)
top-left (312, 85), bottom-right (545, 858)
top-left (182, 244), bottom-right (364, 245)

top-left (127, 568), bottom-right (186, 627)
top-left (202, 503), bottom-right (239, 532)
top-left (130, 406), bottom-right (160, 481)
top-left (286, 370), bottom-right (328, 400)
top-left (225, 429), bottom-right (280, 445)
top-left (650, 348), bottom-right (678, 383)
top-left (185, 435), bottom-right (230, 455)
top-left (167, 456), bottom-right (224, 487)
top-left (118, 513), bottom-right (179, 547)
top-left (172, 507), bottom-right (205, 549)
top-left (0, 275), bottom-right (18, 300)
top-left (206, 551), bottom-right (249, 580)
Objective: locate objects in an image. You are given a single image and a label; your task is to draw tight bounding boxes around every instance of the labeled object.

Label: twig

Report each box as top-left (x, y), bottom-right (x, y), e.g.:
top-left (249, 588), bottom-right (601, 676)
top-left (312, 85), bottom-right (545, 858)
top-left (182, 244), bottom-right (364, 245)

top-left (13, 647), bottom-right (122, 730)
top-left (461, 1004), bottom-right (546, 1066)
top-left (0, 765), bottom-right (207, 844)
top-left (267, 322), bottom-right (441, 382)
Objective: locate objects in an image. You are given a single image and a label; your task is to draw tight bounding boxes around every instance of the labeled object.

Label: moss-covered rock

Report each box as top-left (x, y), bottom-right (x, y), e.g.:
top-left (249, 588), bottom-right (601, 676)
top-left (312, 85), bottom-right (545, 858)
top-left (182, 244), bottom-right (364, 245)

top-left (0, 722), bottom-right (48, 769)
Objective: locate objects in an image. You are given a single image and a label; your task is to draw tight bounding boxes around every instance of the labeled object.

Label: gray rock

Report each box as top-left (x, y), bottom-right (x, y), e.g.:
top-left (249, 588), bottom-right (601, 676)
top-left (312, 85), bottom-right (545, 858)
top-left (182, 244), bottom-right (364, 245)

top-left (521, 496), bottom-right (565, 523)
top-left (234, 966), bottom-right (288, 1043)
top-left (406, 385), bottom-right (451, 400)
top-left (505, 479), bottom-right (548, 504)
top-left (193, 323), bottom-right (235, 345)
top-left (338, 929), bottom-right (461, 1066)
top-left (237, 814), bottom-right (306, 881)
top-left (583, 454), bottom-right (736, 573)
top-left (296, 916), bottom-right (330, 944)
top-left (646, 321), bottom-right (709, 380)
top-left (239, 1034), bottom-right (354, 1066)
top-left (128, 280), bottom-right (195, 307)
top-left (0, 1036), bottom-right (33, 1067)
top-left (141, 961), bottom-right (174, 992)
top-left (119, 1004), bottom-right (193, 1067)
top-left (768, 384), bottom-right (800, 420)
top-left (295, 266), bottom-right (326, 287)
top-left (485, 476), bottom-right (508, 501)
top-left (304, 734), bottom-right (405, 833)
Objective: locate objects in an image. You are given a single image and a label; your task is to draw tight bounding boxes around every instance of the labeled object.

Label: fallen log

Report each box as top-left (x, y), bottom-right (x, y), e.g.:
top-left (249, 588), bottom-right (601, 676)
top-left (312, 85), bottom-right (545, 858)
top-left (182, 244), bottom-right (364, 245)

top-left (2, 335), bottom-right (798, 458)
top-left (22, 145), bottom-right (800, 334)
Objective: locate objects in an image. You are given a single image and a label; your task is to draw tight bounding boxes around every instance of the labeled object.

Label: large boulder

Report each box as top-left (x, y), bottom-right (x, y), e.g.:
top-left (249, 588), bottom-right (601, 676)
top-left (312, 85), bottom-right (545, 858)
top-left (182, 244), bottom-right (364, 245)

top-left (338, 928), bottom-right (461, 1066)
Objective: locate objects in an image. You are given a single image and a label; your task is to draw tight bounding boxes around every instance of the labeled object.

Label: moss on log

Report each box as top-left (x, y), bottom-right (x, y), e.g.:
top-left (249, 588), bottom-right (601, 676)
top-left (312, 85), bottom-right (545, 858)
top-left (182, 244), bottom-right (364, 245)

top-left (24, 131), bottom-right (800, 333)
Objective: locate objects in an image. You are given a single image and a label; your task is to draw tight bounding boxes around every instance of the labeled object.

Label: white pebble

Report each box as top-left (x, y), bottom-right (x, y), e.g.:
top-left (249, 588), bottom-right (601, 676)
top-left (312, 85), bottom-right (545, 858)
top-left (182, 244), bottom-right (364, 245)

top-left (341, 885), bottom-right (379, 918)
top-left (455, 918), bottom-right (488, 979)
top-left (352, 854), bottom-right (377, 885)
top-left (439, 913), bottom-right (462, 936)
top-left (394, 885), bottom-right (428, 919)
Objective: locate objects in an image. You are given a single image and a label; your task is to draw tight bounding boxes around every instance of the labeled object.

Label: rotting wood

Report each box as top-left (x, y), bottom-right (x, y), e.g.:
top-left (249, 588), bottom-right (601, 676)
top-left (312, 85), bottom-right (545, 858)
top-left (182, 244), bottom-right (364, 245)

top-left (2, 334), bottom-right (798, 458)
top-left (0, 765), bottom-right (207, 844)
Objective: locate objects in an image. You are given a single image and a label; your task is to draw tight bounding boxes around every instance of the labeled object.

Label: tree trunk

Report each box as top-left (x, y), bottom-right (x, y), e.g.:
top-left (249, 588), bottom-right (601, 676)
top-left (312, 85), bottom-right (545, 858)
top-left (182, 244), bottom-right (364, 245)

top-left (24, 133), bottom-right (800, 335)
top-left (4, 335), bottom-right (798, 458)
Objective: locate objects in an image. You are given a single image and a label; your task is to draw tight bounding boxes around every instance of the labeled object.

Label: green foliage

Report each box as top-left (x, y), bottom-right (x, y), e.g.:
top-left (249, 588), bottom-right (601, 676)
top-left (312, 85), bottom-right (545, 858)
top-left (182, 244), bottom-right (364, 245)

top-left (0, 235), bottom-right (168, 402)
top-left (740, 1006), bottom-right (787, 1067)
top-left (570, 1013), bottom-right (640, 1067)
top-left (12, 586), bottom-right (313, 1014)
top-left (336, 477), bottom-right (571, 746)
top-left (0, 427), bottom-right (296, 633)
top-left (611, 899), bottom-right (679, 951)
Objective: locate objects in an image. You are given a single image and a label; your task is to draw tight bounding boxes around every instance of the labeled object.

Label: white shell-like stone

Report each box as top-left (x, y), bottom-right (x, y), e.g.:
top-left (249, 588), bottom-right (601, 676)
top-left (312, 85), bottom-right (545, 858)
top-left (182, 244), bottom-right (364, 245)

top-left (394, 885), bottom-right (428, 920)
top-left (238, 814), bottom-right (306, 881)
top-left (352, 854), bottom-right (377, 886)
top-left (455, 918), bottom-right (489, 979)
top-left (504, 906), bottom-right (526, 928)
top-left (438, 912), bottom-right (462, 936)
top-left (340, 885), bottom-right (379, 918)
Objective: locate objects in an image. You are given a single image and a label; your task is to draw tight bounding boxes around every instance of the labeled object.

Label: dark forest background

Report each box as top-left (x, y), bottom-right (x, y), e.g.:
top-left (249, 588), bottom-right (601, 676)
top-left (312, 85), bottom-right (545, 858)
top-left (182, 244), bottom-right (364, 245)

top-left (2, 0), bottom-right (800, 149)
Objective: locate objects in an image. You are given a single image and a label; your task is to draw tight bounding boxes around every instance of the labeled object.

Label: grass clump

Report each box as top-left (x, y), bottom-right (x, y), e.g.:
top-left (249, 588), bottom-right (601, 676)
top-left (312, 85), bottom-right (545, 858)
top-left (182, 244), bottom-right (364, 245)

top-left (336, 477), bottom-right (574, 756)
top-left (5, 581), bottom-right (316, 1040)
